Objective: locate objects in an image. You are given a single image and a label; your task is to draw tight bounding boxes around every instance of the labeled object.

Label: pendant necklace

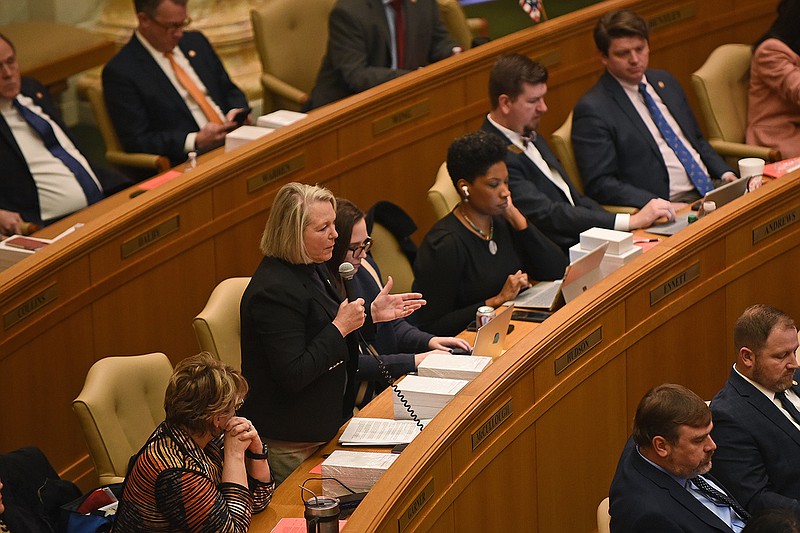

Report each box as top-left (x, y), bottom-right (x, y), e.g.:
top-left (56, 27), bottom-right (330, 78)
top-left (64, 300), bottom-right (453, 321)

top-left (460, 206), bottom-right (497, 255)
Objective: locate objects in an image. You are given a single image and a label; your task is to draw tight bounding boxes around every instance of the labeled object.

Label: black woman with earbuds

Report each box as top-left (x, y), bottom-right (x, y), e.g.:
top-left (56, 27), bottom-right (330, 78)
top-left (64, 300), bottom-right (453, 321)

top-left (413, 131), bottom-right (568, 336)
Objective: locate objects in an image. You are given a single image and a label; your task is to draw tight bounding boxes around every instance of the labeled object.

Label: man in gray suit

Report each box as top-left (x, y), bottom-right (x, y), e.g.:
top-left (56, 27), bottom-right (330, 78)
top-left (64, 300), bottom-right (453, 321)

top-left (305, 0), bottom-right (459, 110)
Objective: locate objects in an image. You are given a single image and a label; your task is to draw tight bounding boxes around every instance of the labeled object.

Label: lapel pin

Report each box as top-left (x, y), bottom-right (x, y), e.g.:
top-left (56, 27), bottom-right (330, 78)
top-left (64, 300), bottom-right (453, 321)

top-left (658, 81), bottom-right (665, 89)
top-left (188, 50), bottom-right (196, 58)
top-left (793, 380), bottom-right (798, 386)
top-left (36, 92), bottom-right (43, 100)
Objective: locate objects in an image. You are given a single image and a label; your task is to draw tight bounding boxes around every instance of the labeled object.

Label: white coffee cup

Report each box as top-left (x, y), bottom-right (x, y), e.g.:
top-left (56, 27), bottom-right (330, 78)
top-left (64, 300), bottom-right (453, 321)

top-left (739, 157), bottom-right (765, 180)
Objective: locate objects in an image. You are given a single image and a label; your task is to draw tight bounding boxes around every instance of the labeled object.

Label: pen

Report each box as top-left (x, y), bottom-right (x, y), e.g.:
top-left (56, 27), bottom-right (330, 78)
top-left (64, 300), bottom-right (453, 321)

top-left (634, 239), bottom-right (661, 243)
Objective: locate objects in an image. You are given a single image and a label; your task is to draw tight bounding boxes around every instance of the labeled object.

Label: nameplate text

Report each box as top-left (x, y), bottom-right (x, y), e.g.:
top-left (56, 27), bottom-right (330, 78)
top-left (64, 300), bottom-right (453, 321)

top-left (120, 215), bottom-right (180, 259)
top-left (648, 4), bottom-right (696, 31)
top-left (4, 284), bottom-right (57, 330)
top-left (555, 327), bottom-right (602, 375)
top-left (398, 479), bottom-right (434, 533)
top-left (247, 154), bottom-right (305, 193)
top-left (650, 263), bottom-right (700, 306)
top-left (471, 399), bottom-right (513, 450)
top-left (752, 207), bottom-right (800, 244)
top-left (373, 100), bottom-right (430, 136)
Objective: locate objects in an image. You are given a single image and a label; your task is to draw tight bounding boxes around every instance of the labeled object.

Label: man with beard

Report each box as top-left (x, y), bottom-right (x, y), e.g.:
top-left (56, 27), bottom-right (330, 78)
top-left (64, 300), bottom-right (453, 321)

top-left (609, 383), bottom-right (748, 532)
top-left (710, 305), bottom-right (800, 514)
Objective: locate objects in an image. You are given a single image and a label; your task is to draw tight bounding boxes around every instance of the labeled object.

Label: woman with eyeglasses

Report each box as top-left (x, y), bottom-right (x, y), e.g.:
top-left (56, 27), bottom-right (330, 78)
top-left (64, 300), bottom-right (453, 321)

top-left (114, 352), bottom-right (273, 533)
top-left (325, 199), bottom-right (471, 405)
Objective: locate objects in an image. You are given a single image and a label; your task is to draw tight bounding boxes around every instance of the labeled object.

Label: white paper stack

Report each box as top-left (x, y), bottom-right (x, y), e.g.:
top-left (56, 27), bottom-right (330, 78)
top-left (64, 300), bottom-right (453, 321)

top-left (224, 125), bottom-right (274, 152)
top-left (256, 110), bottom-right (307, 129)
top-left (417, 354), bottom-right (491, 381)
top-left (321, 450), bottom-right (398, 497)
top-left (570, 227), bottom-right (642, 277)
top-left (393, 375), bottom-right (468, 420)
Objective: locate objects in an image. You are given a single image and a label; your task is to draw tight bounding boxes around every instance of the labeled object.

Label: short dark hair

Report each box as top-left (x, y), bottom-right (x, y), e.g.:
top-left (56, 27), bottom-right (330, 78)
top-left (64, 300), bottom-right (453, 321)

top-left (632, 384), bottom-right (711, 447)
top-left (446, 131), bottom-right (507, 186)
top-left (134, 0), bottom-right (188, 17)
top-left (734, 304), bottom-right (796, 355)
top-left (744, 508), bottom-right (800, 533)
top-left (754, 0), bottom-right (800, 58)
top-left (325, 198), bottom-right (365, 291)
top-left (0, 33), bottom-right (15, 52)
top-left (488, 54), bottom-right (548, 109)
top-left (594, 9), bottom-right (649, 55)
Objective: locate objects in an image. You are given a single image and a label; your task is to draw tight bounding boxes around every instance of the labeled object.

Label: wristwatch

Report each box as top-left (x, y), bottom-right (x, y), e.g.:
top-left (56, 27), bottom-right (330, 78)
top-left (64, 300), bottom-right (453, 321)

top-left (245, 442), bottom-right (269, 460)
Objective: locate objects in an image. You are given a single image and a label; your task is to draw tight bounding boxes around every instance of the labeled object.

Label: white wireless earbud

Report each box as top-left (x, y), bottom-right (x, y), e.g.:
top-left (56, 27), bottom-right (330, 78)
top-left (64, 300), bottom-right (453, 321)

top-left (461, 185), bottom-right (469, 198)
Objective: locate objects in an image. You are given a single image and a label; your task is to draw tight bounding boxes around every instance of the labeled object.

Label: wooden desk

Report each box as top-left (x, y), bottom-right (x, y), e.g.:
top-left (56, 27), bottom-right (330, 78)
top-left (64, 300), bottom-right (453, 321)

top-left (0, 21), bottom-right (115, 92)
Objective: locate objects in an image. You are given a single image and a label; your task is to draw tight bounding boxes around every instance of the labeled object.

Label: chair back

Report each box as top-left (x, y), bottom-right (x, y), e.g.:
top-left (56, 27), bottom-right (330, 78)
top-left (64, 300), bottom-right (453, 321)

top-left (370, 223), bottom-right (415, 294)
top-left (427, 162), bottom-right (460, 220)
top-left (691, 44), bottom-right (751, 145)
top-left (597, 497), bottom-right (611, 533)
top-left (73, 353), bottom-right (173, 485)
top-left (436, 0), bottom-right (473, 50)
top-left (250, 0), bottom-right (336, 112)
top-left (550, 112), bottom-right (584, 194)
top-left (193, 277), bottom-right (251, 370)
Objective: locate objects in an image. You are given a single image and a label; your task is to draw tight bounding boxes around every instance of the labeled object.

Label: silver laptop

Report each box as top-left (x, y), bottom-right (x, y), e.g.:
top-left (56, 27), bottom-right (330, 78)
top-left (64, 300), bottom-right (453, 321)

top-left (649, 178), bottom-right (750, 236)
top-left (507, 243), bottom-right (609, 310)
top-left (472, 304), bottom-right (515, 357)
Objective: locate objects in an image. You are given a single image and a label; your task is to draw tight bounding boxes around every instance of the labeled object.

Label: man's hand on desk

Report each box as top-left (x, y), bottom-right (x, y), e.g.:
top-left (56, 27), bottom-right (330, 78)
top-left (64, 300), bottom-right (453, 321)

top-left (0, 210), bottom-right (23, 236)
top-left (721, 171), bottom-right (738, 184)
top-left (629, 198), bottom-right (677, 229)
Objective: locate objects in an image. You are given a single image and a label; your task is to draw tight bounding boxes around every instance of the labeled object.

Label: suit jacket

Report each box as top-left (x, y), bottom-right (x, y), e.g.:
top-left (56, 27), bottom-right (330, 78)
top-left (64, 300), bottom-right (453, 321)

top-left (0, 78), bottom-right (129, 226)
top-left (572, 70), bottom-right (732, 208)
top-left (609, 438), bottom-right (738, 532)
top-left (239, 257), bottom-right (358, 443)
top-left (306, 0), bottom-right (456, 110)
top-left (710, 368), bottom-right (800, 513)
top-left (481, 118), bottom-right (615, 252)
top-left (746, 38), bottom-right (800, 159)
top-left (102, 31), bottom-right (248, 166)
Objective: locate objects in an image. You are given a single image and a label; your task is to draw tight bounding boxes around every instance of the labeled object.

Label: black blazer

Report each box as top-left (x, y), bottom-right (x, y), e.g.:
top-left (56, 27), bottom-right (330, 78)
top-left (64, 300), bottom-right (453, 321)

top-left (239, 257), bottom-right (358, 443)
top-left (572, 70), bottom-right (732, 208)
top-left (481, 118), bottom-right (615, 252)
top-left (609, 438), bottom-right (739, 532)
top-left (0, 78), bottom-right (128, 225)
top-left (710, 368), bottom-right (800, 512)
top-left (306, 0), bottom-right (456, 109)
top-left (102, 31), bottom-right (248, 166)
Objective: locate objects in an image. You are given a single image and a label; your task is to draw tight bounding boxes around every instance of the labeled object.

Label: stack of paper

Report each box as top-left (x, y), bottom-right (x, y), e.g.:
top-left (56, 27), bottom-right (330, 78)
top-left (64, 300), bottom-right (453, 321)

top-left (338, 418), bottom-right (424, 446)
top-left (321, 450), bottom-right (398, 497)
top-left (417, 354), bottom-right (491, 381)
top-left (393, 375), bottom-right (468, 420)
top-left (224, 125), bottom-right (274, 152)
top-left (569, 228), bottom-right (642, 277)
top-left (256, 110), bottom-right (307, 129)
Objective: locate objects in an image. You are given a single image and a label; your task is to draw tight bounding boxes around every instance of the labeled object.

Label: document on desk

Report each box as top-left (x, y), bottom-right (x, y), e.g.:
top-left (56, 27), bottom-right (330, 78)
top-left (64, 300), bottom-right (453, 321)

top-left (339, 417), bottom-right (427, 446)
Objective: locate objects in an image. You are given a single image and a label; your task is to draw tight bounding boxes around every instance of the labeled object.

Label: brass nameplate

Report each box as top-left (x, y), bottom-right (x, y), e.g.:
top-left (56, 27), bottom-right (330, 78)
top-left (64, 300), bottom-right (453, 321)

top-left (752, 207), bottom-right (800, 244)
top-left (120, 215), bottom-right (180, 259)
top-left (398, 479), bottom-right (434, 533)
top-left (555, 327), bottom-right (602, 375)
top-left (648, 4), bottom-right (696, 31)
top-left (247, 154), bottom-right (305, 193)
top-left (650, 263), bottom-right (700, 306)
top-left (4, 284), bottom-right (57, 330)
top-left (471, 399), bottom-right (513, 450)
top-left (372, 100), bottom-right (430, 136)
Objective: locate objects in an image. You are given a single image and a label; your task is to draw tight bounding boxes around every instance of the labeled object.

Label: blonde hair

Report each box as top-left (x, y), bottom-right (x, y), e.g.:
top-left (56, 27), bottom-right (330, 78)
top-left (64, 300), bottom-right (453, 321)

top-left (259, 182), bottom-right (336, 264)
top-left (164, 352), bottom-right (248, 436)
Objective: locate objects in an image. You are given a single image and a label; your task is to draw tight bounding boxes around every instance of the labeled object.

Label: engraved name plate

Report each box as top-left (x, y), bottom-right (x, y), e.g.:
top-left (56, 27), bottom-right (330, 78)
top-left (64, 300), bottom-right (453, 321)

top-left (4, 284), bottom-right (57, 330)
top-left (649, 263), bottom-right (700, 306)
top-left (555, 327), bottom-right (602, 375)
top-left (120, 215), bottom-right (180, 259)
top-left (247, 154), bottom-right (305, 193)
top-left (471, 400), bottom-right (513, 450)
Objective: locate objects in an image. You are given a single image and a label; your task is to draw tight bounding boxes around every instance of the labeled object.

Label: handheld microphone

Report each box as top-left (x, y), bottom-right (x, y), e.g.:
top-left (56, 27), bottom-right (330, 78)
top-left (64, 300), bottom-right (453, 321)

top-left (338, 262), bottom-right (356, 302)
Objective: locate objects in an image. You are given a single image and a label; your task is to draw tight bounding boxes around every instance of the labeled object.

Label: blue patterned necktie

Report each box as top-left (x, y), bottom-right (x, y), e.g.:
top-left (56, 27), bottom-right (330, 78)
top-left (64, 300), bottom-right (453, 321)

top-left (638, 83), bottom-right (713, 196)
top-left (12, 98), bottom-right (103, 205)
top-left (689, 475), bottom-right (751, 522)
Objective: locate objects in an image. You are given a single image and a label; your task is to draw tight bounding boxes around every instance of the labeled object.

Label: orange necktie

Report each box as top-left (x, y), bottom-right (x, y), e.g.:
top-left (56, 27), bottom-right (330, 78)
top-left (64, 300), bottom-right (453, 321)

top-left (165, 50), bottom-right (223, 125)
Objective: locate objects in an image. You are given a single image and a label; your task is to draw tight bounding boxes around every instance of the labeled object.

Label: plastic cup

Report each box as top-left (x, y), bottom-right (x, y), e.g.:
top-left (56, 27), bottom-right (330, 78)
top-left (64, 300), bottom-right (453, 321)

top-left (738, 157), bottom-right (765, 180)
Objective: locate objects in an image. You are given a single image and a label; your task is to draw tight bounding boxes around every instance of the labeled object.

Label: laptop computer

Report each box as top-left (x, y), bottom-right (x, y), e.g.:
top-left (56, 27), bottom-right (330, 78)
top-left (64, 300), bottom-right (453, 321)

top-left (649, 178), bottom-right (750, 236)
top-left (472, 304), bottom-right (515, 357)
top-left (506, 242), bottom-right (609, 310)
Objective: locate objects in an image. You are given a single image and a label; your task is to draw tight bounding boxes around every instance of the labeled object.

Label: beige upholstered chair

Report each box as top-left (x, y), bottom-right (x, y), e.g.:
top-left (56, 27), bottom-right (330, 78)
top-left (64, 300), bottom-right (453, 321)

top-left (691, 44), bottom-right (781, 166)
top-left (436, 0), bottom-right (489, 50)
top-left (551, 113), bottom-right (637, 215)
top-left (427, 162), bottom-right (460, 220)
top-left (85, 80), bottom-right (170, 176)
top-left (250, 0), bottom-right (336, 113)
top-left (193, 277), bottom-right (251, 371)
top-left (73, 352), bottom-right (173, 484)
top-left (597, 497), bottom-right (611, 533)
top-left (370, 222), bottom-right (415, 294)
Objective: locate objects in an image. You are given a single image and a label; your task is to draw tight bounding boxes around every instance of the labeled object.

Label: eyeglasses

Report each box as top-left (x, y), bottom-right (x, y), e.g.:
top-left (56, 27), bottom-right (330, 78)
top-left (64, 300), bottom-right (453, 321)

top-left (347, 237), bottom-right (373, 255)
top-left (149, 15), bottom-right (192, 32)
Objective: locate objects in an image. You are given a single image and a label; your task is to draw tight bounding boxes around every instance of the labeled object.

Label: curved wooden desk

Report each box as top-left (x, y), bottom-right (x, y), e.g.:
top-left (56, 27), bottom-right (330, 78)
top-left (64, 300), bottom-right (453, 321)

top-left (0, 0), bottom-right (779, 512)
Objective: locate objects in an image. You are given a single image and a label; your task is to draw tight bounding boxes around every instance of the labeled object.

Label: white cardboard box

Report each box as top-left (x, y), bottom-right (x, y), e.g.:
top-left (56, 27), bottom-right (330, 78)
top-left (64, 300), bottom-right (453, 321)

top-left (256, 110), bottom-right (307, 129)
top-left (224, 125), bottom-right (274, 152)
top-left (569, 242), bottom-right (642, 277)
top-left (579, 227), bottom-right (634, 255)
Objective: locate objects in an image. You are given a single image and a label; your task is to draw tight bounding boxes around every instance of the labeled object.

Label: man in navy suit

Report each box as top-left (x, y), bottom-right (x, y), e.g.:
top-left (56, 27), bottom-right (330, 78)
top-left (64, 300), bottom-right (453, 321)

top-left (305, 0), bottom-right (459, 110)
top-left (103, 0), bottom-right (249, 166)
top-left (481, 53), bottom-right (675, 252)
top-left (0, 34), bottom-right (129, 234)
top-left (609, 383), bottom-right (747, 532)
top-left (572, 9), bottom-right (736, 209)
top-left (710, 304), bottom-right (800, 513)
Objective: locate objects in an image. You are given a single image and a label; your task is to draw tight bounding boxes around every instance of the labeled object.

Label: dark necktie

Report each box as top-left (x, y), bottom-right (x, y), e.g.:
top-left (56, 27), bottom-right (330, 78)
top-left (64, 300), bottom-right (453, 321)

top-left (775, 391), bottom-right (800, 425)
top-left (12, 99), bottom-right (103, 205)
top-left (638, 83), bottom-right (713, 196)
top-left (521, 129), bottom-right (536, 148)
top-left (390, 0), bottom-right (405, 69)
top-left (690, 475), bottom-right (751, 522)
